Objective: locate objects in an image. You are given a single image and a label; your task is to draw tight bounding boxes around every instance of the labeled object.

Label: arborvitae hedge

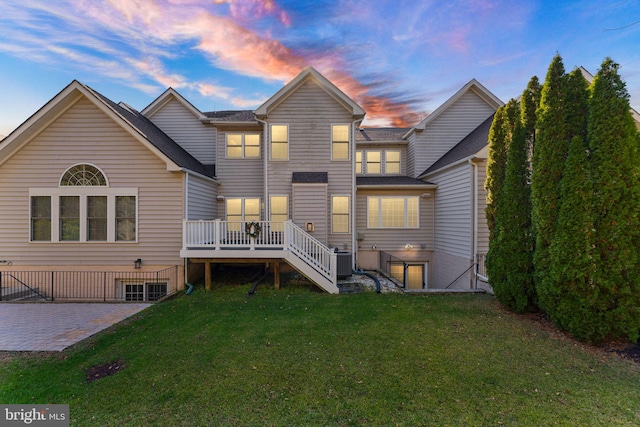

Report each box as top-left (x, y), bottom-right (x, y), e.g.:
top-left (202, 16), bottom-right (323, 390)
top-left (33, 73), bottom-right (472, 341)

top-left (487, 100), bottom-right (535, 313)
top-left (545, 135), bottom-right (594, 339)
top-left (485, 106), bottom-right (509, 239)
top-left (531, 55), bottom-right (570, 298)
top-left (585, 58), bottom-right (640, 343)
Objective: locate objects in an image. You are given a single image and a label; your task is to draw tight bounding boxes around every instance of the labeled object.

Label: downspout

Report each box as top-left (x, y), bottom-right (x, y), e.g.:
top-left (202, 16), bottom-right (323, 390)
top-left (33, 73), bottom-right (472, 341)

top-left (184, 173), bottom-right (189, 290)
top-left (255, 117), bottom-right (269, 220)
top-left (351, 117), bottom-right (363, 270)
top-left (469, 159), bottom-right (478, 288)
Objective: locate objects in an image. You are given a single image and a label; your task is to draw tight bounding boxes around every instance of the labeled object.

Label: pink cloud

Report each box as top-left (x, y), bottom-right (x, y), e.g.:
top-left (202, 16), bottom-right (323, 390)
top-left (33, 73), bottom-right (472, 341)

top-left (214, 0), bottom-right (291, 26)
top-left (30, 0), bottom-right (420, 125)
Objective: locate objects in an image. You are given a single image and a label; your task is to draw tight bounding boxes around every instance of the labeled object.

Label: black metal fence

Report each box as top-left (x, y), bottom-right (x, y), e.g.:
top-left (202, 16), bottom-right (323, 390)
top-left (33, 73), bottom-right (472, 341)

top-left (379, 251), bottom-right (407, 288)
top-left (0, 266), bottom-right (179, 302)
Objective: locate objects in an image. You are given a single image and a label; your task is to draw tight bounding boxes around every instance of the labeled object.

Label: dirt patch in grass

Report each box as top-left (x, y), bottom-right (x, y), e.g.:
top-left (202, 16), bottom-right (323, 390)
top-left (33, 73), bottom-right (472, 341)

top-left (86, 360), bottom-right (125, 383)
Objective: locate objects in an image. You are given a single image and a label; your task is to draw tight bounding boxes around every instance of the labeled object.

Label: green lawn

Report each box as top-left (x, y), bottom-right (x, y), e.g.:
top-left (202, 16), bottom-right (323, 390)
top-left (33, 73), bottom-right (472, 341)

top-left (1, 283), bottom-right (639, 426)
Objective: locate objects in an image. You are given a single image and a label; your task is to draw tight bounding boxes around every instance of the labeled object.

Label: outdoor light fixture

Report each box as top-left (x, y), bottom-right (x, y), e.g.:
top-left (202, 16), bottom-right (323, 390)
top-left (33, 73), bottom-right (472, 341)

top-left (305, 222), bottom-right (315, 232)
top-left (134, 258), bottom-right (142, 269)
top-left (404, 243), bottom-right (413, 250)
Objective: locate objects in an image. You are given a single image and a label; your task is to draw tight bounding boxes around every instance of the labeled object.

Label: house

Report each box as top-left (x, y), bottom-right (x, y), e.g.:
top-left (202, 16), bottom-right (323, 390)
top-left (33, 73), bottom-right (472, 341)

top-left (0, 67), bottom-right (501, 299)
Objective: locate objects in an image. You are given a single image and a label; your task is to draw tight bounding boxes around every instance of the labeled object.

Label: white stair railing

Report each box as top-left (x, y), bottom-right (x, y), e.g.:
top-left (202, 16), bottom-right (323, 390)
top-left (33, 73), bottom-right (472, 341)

top-left (284, 221), bottom-right (336, 285)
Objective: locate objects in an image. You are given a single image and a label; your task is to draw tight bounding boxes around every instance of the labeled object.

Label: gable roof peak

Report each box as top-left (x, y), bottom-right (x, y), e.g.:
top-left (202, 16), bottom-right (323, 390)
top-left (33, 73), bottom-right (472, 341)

top-left (255, 67), bottom-right (365, 118)
top-left (404, 78), bottom-right (503, 139)
top-left (141, 86), bottom-right (205, 120)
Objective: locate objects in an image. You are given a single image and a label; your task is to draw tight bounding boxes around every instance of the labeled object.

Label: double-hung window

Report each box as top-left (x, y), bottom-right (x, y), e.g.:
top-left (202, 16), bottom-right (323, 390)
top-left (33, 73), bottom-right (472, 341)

top-left (355, 151), bottom-right (363, 174)
top-left (226, 133), bottom-right (261, 158)
top-left (366, 151), bottom-right (381, 174)
top-left (332, 196), bottom-right (350, 233)
top-left (226, 197), bottom-right (261, 231)
top-left (270, 125), bottom-right (288, 160)
top-left (29, 164), bottom-right (137, 242)
top-left (331, 124), bottom-right (350, 160)
top-left (367, 196), bottom-right (419, 228)
top-left (385, 150), bottom-right (401, 174)
top-left (270, 196), bottom-right (288, 232)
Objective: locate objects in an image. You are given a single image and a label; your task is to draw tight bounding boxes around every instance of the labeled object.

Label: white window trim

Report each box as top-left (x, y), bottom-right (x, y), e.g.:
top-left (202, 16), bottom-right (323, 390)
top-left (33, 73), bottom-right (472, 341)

top-left (225, 197), bottom-right (262, 221)
top-left (119, 280), bottom-right (168, 301)
top-left (59, 163), bottom-right (109, 187)
top-left (367, 195), bottom-right (419, 229)
top-left (384, 150), bottom-right (402, 175)
top-left (269, 195), bottom-right (289, 221)
top-left (225, 133), bottom-right (262, 159)
top-left (269, 124), bottom-right (289, 161)
top-left (331, 195), bottom-right (351, 234)
top-left (29, 187), bottom-right (138, 243)
top-left (331, 123), bottom-right (350, 161)
top-left (365, 150), bottom-right (382, 175)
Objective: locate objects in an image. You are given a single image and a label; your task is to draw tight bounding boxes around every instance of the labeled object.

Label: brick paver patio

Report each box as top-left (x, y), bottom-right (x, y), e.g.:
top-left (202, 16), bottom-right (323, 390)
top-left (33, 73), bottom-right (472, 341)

top-left (0, 303), bottom-right (150, 351)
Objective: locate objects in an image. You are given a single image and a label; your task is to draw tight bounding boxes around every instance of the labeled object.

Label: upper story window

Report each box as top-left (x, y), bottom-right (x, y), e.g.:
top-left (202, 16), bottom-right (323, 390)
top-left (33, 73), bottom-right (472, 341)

top-left (30, 164), bottom-right (136, 243)
top-left (270, 125), bottom-right (289, 160)
top-left (331, 124), bottom-right (350, 160)
top-left (60, 164), bottom-right (107, 186)
top-left (367, 196), bottom-right (419, 229)
top-left (226, 133), bottom-right (261, 159)
top-left (385, 150), bottom-right (401, 174)
top-left (355, 151), bottom-right (362, 174)
top-left (357, 150), bottom-right (402, 175)
top-left (366, 151), bottom-right (381, 174)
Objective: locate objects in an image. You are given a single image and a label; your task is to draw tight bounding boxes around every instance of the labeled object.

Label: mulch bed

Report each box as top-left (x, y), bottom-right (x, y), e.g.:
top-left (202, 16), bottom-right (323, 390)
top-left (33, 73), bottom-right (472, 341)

top-left (521, 310), bottom-right (640, 364)
top-left (86, 359), bottom-right (126, 383)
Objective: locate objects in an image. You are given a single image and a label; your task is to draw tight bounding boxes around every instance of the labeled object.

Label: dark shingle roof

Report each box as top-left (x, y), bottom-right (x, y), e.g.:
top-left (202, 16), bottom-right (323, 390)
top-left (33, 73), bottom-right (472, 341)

top-left (88, 86), bottom-right (214, 178)
top-left (292, 172), bottom-right (328, 184)
top-left (357, 176), bottom-right (435, 186)
top-left (203, 110), bottom-right (256, 122)
top-left (356, 128), bottom-right (410, 143)
top-left (421, 114), bottom-right (494, 176)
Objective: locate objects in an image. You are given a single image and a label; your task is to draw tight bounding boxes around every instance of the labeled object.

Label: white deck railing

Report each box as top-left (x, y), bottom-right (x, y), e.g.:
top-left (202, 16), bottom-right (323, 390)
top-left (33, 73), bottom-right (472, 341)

top-left (183, 220), bottom-right (336, 285)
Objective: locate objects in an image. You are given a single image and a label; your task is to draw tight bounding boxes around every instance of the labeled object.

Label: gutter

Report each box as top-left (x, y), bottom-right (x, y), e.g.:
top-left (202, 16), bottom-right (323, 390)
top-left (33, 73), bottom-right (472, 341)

top-left (178, 168), bottom-right (219, 183)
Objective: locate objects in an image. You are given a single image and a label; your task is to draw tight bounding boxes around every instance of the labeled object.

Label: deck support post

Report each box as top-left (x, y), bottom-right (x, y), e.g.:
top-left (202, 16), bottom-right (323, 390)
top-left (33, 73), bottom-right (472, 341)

top-left (273, 261), bottom-right (280, 290)
top-left (205, 260), bottom-right (212, 291)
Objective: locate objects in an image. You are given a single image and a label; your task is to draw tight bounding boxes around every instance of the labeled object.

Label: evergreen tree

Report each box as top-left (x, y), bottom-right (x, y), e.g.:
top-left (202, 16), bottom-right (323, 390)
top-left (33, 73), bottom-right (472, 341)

top-left (545, 135), bottom-right (595, 338)
top-left (485, 106), bottom-right (509, 239)
top-left (488, 99), bottom-right (535, 313)
top-left (531, 54), bottom-right (571, 302)
top-left (586, 58), bottom-right (640, 343)
top-left (520, 76), bottom-right (541, 139)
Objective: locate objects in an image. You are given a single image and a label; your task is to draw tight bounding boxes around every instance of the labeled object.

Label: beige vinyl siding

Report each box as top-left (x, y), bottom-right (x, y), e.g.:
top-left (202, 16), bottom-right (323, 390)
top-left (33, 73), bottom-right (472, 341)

top-left (432, 251), bottom-right (472, 289)
top-left (265, 79), bottom-right (354, 247)
top-left (292, 184), bottom-right (328, 243)
top-left (412, 92), bottom-right (494, 176)
top-left (187, 174), bottom-right (217, 220)
top-left (405, 132), bottom-right (417, 178)
top-left (0, 97), bottom-right (184, 266)
top-left (215, 127), bottom-right (264, 218)
top-left (355, 189), bottom-right (434, 252)
top-left (430, 163), bottom-right (472, 258)
top-left (476, 159), bottom-right (489, 254)
top-left (146, 98), bottom-right (216, 165)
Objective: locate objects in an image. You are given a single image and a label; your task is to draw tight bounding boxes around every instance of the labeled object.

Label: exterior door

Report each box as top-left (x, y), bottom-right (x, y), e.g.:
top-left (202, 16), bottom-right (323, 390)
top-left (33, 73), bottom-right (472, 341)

top-left (406, 264), bottom-right (425, 289)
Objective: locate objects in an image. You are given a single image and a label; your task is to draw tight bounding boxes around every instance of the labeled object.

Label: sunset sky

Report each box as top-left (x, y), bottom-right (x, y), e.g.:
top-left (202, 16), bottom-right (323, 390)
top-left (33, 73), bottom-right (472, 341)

top-left (1, 0), bottom-right (639, 136)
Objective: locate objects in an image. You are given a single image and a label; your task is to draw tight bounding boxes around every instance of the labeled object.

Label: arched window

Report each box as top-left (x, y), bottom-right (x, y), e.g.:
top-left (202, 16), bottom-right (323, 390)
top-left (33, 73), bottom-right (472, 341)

top-left (60, 164), bottom-right (107, 186)
top-left (30, 163), bottom-right (136, 242)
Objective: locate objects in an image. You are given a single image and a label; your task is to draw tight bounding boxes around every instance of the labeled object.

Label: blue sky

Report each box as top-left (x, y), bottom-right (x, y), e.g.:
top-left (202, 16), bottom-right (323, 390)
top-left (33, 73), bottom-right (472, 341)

top-left (1, 0), bottom-right (639, 136)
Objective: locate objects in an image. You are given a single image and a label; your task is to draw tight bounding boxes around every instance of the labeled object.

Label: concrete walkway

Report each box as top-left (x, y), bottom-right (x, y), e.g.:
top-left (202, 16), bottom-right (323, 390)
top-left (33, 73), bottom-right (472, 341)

top-left (0, 303), bottom-right (151, 351)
